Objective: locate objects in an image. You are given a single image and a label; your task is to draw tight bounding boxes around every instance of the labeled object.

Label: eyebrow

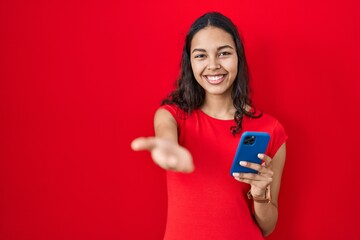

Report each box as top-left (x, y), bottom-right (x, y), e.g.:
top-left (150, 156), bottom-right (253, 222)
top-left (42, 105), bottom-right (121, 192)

top-left (191, 45), bottom-right (234, 53)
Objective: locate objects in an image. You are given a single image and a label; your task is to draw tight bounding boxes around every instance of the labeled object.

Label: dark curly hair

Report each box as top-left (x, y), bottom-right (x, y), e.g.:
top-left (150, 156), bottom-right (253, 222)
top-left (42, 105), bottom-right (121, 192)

top-left (162, 12), bottom-right (262, 135)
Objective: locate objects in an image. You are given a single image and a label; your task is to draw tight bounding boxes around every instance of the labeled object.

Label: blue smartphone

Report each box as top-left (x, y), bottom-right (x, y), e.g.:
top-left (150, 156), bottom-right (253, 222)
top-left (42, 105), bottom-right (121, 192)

top-left (230, 131), bottom-right (270, 175)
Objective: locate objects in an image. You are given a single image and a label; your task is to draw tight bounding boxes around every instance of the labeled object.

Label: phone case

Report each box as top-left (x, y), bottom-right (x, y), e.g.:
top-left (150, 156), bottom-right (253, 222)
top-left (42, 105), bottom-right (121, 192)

top-left (230, 131), bottom-right (270, 175)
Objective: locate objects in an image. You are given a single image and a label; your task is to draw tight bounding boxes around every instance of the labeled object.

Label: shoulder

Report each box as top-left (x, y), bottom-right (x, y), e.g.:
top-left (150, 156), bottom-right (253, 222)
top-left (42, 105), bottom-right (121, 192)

top-left (259, 112), bottom-right (286, 134)
top-left (260, 112), bottom-right (280, 127)
top-left (245, 111), bottom-right (281, 130)
top-left (253, 112), bottom-right (286, 139)
top-left (159, 104), bottom-right (189, 122)
top-left (244, 111), bottom-right (288, 157)
top-left (160, 104), bottom-right (182, 116)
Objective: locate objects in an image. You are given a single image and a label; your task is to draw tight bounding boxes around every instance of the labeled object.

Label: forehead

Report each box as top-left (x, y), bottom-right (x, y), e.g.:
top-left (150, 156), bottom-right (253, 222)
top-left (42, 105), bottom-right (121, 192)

top-left (190, 26), bottom-right (235, 50)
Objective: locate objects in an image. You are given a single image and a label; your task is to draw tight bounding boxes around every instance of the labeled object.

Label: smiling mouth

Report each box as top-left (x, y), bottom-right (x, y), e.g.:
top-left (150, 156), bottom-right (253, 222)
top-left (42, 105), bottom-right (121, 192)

top-left (204, 74), bottom-right (226, 84)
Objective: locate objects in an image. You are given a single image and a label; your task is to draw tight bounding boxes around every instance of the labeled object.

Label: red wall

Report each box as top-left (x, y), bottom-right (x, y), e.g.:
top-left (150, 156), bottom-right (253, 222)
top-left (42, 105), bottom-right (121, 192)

top-left (1, 0), bottom-right (359, 239)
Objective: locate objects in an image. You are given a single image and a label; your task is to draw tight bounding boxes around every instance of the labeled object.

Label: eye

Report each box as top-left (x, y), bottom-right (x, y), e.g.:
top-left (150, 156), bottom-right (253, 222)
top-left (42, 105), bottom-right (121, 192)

top-left (219, 51), bottom-right (231, 57)
top-left (194, 54), bottom-right (206, 59)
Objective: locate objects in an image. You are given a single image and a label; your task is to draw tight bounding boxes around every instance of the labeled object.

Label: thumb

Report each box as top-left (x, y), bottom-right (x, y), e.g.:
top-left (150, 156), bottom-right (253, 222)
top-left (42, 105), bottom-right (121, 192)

top-left (131, 137), bottom-right (157, 151)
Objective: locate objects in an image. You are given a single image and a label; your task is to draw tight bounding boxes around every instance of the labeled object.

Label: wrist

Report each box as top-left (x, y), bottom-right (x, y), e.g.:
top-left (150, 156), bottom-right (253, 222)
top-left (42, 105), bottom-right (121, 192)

top-left (250, 190), bottom-right (266, 198)
top-left (247, 188), bottom-right (270, 203)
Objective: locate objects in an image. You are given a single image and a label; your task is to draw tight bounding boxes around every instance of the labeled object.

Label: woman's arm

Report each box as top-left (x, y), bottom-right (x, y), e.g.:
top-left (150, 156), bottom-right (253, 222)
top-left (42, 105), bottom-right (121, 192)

top-left (131, 108), bottom-right (194, 172)
top-left (233, 143), bottom-right (286, 236)
top-left (253, 143), bottom-right (286, 236)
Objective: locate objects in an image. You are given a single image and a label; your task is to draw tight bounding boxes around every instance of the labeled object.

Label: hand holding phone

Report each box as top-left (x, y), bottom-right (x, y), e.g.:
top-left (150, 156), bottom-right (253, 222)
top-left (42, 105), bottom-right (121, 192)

top-left (230, 131), bottom-right (270, 175)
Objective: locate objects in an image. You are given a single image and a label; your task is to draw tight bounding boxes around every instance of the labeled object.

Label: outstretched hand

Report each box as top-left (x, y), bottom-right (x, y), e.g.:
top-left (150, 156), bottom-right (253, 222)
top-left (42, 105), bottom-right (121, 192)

top-left (131, 137), bottom-right (194, 173)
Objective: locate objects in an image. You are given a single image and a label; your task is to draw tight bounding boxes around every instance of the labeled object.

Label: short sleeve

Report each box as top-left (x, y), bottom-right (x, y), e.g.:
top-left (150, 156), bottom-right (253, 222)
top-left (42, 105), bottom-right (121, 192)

top-left (160, 104), bottom-right (188, 127)
top-left (268, 120), bottom-right (288, 158)
top-left (160, 104), bottom-right (178, 120)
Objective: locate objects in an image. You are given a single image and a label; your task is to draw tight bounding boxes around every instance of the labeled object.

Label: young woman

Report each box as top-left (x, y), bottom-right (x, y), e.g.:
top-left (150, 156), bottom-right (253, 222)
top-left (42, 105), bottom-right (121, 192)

top-left (131, 12), bottom-right (287, 239)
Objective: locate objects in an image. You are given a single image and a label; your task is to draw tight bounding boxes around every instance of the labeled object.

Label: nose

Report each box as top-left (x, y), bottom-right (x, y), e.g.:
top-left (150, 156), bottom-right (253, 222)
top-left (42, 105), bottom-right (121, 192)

top-left (207, 57), bottom-right (221, 70)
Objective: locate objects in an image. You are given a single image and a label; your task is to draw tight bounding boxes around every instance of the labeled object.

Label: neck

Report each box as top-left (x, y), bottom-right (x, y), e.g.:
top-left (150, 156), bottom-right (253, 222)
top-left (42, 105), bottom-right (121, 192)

top-left (201, 94), bottom-right (235, 120)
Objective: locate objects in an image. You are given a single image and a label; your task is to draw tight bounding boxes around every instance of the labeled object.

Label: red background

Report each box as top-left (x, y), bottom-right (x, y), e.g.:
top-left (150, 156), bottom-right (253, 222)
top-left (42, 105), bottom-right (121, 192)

top-left (1, 0), bottom-right (359, 239)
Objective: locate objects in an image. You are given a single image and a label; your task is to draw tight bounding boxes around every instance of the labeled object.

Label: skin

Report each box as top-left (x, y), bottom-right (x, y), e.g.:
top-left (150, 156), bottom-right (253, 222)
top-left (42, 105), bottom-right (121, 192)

top-left (131, 26), bottom-right (286, 237)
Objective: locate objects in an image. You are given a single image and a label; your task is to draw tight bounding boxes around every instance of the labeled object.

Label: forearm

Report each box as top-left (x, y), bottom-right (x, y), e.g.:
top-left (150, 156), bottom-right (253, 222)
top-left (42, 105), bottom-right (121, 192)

top-left (254, 201), bottom-right (278, 237)
top-left (252, 144), bottom-right (286, 236)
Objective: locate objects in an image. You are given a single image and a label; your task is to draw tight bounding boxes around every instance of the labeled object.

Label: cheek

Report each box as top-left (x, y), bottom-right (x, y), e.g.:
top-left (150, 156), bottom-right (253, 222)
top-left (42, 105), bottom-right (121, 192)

top-left (223, 60), bottom-right (238, 75)
top-left (191, 62), bottom-right (206, 76)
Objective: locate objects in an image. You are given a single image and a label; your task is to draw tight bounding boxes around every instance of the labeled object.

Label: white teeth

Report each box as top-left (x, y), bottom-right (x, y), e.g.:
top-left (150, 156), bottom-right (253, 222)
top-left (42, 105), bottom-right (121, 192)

top-left (206, 75), bottom-right (224, 81)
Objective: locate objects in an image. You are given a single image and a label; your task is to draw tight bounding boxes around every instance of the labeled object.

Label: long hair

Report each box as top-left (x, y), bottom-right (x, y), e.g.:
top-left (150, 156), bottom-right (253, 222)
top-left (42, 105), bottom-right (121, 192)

top-left (162, 12), bottom-right (262, 135)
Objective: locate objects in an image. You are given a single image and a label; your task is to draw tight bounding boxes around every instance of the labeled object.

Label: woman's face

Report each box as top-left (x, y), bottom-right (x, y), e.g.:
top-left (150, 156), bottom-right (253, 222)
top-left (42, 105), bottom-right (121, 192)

top-left (190, 26), bottom-right (238, 98)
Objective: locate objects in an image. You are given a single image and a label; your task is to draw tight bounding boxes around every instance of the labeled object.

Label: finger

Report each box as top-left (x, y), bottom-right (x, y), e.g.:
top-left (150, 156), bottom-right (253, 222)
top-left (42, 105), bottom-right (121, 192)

top-left (131, 137), bottom-right (156, 151)
top-left (233, 172), bottom-right (272, 181)
top-left (234, 175), bottom-right (273, 186)
top-left (239, 161), bottom-right (273, 177)
top-left (258, 169), bottom-right (274, 178)
top-left (258, 153), bottom-right (272, 167)
top-left (239, 161), bottom-right (262, 173)
top-left (234, 173), bottom-right (272, 188)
